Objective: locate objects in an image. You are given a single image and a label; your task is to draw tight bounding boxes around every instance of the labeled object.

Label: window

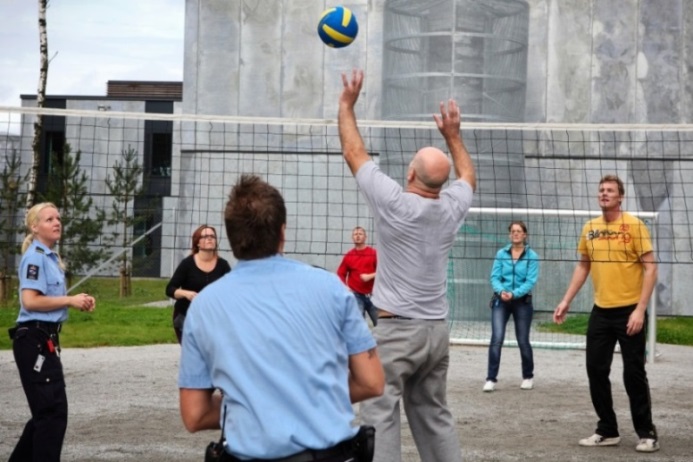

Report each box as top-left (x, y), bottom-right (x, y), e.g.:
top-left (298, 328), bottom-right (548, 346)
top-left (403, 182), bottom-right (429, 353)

top-left (42, 130), bottom-right (65, 174)
top-left (150, 132), bottom-right (172, 177)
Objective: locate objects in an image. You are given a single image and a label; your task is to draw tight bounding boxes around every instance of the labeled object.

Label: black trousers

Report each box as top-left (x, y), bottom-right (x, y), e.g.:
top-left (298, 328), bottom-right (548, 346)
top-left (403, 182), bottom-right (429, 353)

top-left (9, 325), bottom-right (68, 462)
top-left (216, 426), bottom-right (374, 462)
top-left (219, 451), bottom-right (358, 462)
top-left (586, 305), bottom-right (657, 439)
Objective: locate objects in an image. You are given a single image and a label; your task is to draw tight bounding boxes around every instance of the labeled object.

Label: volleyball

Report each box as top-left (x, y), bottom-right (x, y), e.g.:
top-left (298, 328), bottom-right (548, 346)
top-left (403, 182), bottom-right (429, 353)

top-left (317, 6), bottom-right (358, 48)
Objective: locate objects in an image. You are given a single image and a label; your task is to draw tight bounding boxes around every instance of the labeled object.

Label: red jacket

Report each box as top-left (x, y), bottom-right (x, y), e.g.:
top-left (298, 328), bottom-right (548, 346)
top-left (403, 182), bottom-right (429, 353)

top-left (337, 246), bottom-right (377, 295)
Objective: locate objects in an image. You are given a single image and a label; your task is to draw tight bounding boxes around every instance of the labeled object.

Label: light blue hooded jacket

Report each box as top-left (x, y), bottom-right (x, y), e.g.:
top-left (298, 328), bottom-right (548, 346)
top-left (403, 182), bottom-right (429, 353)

top-left (490, 244), bottom-right (540, 298)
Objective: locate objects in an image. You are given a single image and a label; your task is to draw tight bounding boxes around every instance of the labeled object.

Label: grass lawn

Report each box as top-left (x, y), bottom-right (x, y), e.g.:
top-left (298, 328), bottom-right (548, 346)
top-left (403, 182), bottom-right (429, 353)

top-left (538, 314), bottom-right (693, 346)
top-left (2, 277), bottom-right (692, 349)
top-left (0, 277), bottom-right (176, 350)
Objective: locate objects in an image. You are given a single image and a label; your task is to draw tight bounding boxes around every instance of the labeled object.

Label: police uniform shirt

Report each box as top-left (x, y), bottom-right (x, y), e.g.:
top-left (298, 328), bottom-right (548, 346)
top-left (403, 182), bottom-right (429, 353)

top-left (16, 239), bottom-right (68, 324)
top-left (179, 255), bottom-right (376, 460)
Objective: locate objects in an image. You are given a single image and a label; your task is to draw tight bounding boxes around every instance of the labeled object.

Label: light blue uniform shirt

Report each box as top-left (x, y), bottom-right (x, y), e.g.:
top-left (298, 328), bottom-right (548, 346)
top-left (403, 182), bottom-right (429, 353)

top-left (179, 255), bottom-right (376, 460)
top-left (16, 239), bottom-right (68, 323)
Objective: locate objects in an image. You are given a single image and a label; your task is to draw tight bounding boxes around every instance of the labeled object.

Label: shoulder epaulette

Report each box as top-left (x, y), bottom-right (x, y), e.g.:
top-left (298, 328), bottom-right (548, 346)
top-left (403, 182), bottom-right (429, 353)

top-left (35, 247), bottom-right (45, 254)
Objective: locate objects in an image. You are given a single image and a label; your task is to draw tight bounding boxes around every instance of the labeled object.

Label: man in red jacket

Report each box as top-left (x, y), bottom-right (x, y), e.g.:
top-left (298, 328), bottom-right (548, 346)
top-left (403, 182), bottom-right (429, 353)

top-left (337, 226), bottom-right (378, 325)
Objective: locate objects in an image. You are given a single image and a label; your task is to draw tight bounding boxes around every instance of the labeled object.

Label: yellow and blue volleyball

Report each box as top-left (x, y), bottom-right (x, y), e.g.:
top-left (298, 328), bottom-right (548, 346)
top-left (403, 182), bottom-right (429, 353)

top-left (317, 6), bottom-right (359, 48)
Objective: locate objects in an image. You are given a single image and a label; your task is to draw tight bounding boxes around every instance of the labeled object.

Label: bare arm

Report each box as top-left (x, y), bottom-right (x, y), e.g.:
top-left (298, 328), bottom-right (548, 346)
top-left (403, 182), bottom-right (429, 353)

top-left (359, 272), bottom-right (375, 282)
top-left (339, 69), bottom-right (371, 176)
top-left (626, 251), bottom-right (658, 335)
top-left (173, 288), bottom-right (198, 302)
top-left (166, 259), bottom-right (198, 301)
top-left (553, 254), bottom-right (591, 324)
top-left (433, 100), bottom-right (476, 191)
top-left (179, 388), bottom-right (223, 433)
top-left (21, 289), bottom-right (95, 312)
top-left (348, 347), bottom-right (385, 403)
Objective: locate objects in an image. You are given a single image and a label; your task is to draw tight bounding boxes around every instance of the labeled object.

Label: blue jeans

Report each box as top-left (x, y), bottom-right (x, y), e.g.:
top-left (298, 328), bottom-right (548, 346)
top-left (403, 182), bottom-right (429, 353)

top-left (486, 296), bottom-right (534, 381)
top-left (354, 292), bottom-right (378, 326)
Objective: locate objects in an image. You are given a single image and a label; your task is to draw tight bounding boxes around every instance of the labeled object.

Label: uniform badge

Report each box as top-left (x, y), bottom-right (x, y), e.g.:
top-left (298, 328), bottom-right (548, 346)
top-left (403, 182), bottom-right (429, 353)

top-left (27, 264), bottom-right (40, 280)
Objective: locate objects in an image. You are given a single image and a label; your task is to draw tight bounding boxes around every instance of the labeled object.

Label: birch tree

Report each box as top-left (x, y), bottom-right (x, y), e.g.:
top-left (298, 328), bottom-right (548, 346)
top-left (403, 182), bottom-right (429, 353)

top-left (27, 0), bottom-right (49, 209)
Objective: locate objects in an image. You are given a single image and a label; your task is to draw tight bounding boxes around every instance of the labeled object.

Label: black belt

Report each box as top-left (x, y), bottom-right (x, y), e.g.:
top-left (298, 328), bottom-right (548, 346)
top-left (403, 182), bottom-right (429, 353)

top-left (221, 436), bottom-right (356, 462)
top-left (378, 315), bottom-right (413, 320)
top-left (16, 321), bottom-right (62, 334)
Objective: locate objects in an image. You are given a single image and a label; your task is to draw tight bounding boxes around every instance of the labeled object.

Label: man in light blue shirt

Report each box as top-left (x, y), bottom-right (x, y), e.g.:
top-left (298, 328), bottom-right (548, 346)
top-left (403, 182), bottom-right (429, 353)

top-left (179, 175), bottom-right (384, 461)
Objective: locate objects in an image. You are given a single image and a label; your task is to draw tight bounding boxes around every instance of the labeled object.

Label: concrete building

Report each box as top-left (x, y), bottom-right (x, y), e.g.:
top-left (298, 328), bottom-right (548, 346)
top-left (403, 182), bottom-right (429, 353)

top-left (179, 0), bottom-right (693, 315)
top-left (15, 82), bottom-right (182, 278)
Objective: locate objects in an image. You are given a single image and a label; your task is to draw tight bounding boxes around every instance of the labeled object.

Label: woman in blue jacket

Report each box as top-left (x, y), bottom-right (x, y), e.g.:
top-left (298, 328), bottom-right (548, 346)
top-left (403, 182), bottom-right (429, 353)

top-left (484, 221), bottom-right (540, 392)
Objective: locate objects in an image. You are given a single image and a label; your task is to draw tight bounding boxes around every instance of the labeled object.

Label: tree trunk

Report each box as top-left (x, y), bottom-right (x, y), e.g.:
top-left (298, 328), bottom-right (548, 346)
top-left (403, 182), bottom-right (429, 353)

top-left (119, 266), bottom-right (131, 298)
top-left (0, 271), bottom-right (7, 304)
top-left (27, 0), bottom-right (49, 209)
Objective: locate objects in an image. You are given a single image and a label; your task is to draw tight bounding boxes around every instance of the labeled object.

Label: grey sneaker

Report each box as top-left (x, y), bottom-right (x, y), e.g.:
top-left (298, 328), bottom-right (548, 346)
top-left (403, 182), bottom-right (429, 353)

top-left (635, 438), bottom-right (660, 453)
top-left (483, 380), bottom-right (495, 392)
top-left (578, 434), bottom-right (621, 447)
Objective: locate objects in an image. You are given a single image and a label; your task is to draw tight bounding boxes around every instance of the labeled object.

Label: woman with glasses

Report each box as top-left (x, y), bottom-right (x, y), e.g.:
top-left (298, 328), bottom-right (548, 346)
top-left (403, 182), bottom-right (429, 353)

top-left (166, 225), bottom-right (231, 343)
top-left (483, 221), bottom-right (540, 393)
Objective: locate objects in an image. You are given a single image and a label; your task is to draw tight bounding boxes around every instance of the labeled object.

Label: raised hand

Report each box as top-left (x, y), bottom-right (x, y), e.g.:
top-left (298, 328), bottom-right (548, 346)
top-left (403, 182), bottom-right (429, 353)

top-left (340, 69), bottom-right (364, 109)
top-left (433, 99), bottom-right (461, 139)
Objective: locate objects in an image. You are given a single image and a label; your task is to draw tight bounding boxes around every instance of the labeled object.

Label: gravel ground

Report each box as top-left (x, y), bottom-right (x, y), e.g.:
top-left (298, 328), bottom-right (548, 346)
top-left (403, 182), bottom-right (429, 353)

top-left (1, 342), bottom-right (691, 461)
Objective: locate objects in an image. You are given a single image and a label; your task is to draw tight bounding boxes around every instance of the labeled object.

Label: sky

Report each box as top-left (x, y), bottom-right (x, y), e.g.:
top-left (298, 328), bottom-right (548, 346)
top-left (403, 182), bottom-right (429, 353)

top-left (0, 0), bottom-right (184, 111)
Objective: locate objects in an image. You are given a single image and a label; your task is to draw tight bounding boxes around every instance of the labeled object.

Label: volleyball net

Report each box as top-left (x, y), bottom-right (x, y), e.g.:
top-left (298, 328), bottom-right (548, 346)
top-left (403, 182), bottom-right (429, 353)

top-left (1, 106), bottom-right (692, 352)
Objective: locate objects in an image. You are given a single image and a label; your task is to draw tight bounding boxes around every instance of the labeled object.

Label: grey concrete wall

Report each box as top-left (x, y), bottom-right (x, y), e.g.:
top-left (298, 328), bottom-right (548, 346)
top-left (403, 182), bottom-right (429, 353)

top-left (179, 0), bottom-right (693, 315)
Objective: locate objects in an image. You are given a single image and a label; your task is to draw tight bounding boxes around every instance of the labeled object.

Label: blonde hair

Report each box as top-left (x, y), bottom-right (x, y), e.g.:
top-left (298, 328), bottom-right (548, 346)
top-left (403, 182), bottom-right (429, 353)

top-left (22, 202), bottom-right (66, 271)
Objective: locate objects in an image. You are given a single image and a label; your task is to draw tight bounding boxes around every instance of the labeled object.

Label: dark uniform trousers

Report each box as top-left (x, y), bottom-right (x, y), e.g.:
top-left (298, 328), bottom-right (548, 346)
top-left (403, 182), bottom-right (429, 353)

top-left (9, 324), bottom-right (67, 462)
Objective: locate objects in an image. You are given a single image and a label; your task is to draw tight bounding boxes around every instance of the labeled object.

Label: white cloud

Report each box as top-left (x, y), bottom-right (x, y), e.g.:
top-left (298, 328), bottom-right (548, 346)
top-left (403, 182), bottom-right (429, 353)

top-left (0, 0), bottom-right (184, 108)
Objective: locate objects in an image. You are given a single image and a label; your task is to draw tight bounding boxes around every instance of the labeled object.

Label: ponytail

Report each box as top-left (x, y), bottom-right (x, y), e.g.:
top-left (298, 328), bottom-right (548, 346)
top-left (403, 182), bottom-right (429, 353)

top-left (21, 234), bottom-right (35, 254)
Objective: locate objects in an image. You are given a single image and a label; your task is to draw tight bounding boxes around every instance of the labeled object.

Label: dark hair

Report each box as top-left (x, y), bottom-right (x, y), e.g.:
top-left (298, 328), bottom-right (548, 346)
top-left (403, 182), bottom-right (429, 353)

top-left (599, 174), bottom-right (625, 197)
top-left (191, 224), bottom-right (218, 255)
top-left (224, 175), bottom-right (286, 260)
top-left (508, 220), bottom-right (528, 234)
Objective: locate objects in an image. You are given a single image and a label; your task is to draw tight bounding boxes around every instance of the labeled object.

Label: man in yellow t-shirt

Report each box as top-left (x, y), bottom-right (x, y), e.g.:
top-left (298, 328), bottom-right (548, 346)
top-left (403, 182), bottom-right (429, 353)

top-left (553, 175), bottom-right (659, 454)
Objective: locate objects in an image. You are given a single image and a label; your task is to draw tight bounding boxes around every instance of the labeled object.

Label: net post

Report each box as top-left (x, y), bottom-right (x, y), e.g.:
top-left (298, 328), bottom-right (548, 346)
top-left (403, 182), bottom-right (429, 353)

top-left (648, 286), bottom-right (657, 364)
top-left (646, 212), bottom-right (658, 364)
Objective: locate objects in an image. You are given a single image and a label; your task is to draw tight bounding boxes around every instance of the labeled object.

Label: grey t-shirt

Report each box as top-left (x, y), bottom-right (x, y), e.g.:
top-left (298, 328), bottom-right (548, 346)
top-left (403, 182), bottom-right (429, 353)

top-left (355, 161), bottom-right (473, 319)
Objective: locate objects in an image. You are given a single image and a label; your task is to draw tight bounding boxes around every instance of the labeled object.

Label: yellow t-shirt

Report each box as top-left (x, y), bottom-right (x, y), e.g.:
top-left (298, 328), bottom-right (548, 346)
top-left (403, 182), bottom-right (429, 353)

top-left (577, 212), bottom-right (653, 308)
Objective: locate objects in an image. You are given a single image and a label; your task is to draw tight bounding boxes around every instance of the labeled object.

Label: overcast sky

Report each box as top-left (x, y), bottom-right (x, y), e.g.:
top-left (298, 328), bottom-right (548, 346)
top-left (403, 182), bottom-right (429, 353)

top-left (0, 0), bottom-right (184, 109)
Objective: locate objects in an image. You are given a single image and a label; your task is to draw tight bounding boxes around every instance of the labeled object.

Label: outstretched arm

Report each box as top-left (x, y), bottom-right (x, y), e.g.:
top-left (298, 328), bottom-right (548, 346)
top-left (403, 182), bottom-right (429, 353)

top-left (339, 69), bottom-right (371, 176)
top-left (433, 99), bottom-right (476, 191)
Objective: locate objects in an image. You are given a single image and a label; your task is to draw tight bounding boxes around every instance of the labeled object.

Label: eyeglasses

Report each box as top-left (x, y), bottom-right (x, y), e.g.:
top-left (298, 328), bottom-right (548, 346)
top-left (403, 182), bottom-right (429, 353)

top-left (200, 235), bottom-right (217, 240)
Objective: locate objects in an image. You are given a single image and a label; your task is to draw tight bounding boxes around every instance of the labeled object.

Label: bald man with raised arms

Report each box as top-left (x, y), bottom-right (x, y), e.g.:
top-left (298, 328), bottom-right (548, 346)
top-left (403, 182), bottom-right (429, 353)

top-left (338, 69), bottom-right (476, 462)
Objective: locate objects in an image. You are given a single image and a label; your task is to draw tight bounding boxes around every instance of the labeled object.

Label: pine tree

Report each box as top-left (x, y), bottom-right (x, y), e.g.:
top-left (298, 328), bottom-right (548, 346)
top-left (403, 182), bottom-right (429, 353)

top-left (105, 146), bottom-right (144, 297)
top-left (40, 143), bottom-right (108, 287)
top-left (0, 149), bottom-right (28, 304)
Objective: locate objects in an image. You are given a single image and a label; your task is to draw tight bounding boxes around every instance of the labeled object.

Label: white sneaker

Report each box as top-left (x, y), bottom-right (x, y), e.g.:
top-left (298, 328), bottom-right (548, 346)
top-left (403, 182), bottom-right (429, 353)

top-left (635, 438), bottom-right (660, 453)
top-left (520, 378), bottom-right (534, 390)
top-left (578, 433), bottom-right (621, 447)
top-left (483, 380), bottom-right (495, 392)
